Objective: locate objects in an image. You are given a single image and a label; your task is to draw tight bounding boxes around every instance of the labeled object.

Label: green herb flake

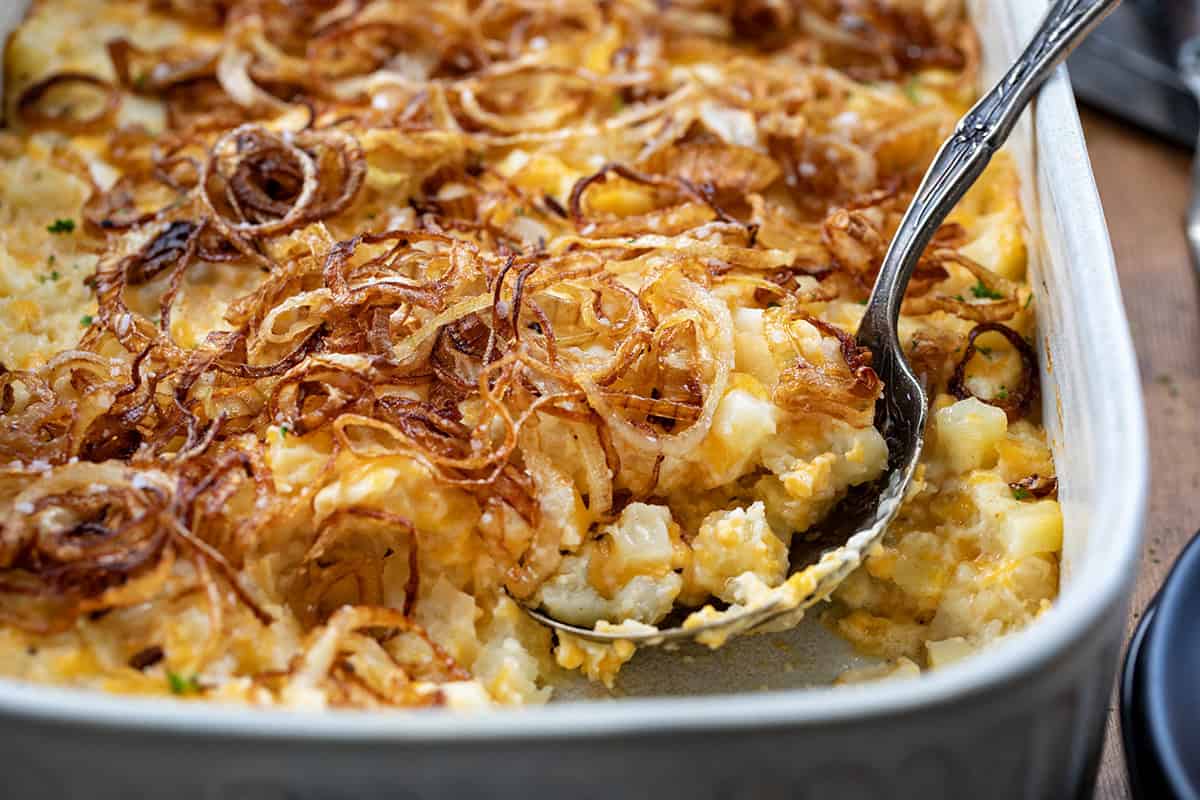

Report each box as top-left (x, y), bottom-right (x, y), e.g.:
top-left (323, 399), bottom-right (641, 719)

top-left (47, 255), bottom-right (56, 266)
top-left (996, 386), bottom-right (1009, 400)
top-left (166, 671), bottom-right (201, 695)
top-left (134, 71), bottom-right (150, 90)
top-left (80, 315), bottom-right (94, 327)
top-left (279, 423), bottom-right (290, 439)
top-left (514, 206), bottom-right (526, 217)
top-left (970, 281), bottom-right (1004, 300)
top-left (47, 218), bottom-right (76, 235)
top-left (49, 270), bottom-right (60, 281)
top-left (903, 76), bottom-right (921, 104)
top-left (1012, 487), bottom-right (1031, 501)
top-left (976, 345), bottom-right (993, 358)
top-left (1024, 293), bottom-right (1033, 309)
top-left (953, 294), bottom-right (965, 303)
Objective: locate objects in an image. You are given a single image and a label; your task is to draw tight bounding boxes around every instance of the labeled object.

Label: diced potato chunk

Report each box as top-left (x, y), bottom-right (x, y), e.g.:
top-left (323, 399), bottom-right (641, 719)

top-left (699, 381), bottom-right (778, 484)
top-left (1000, 499), bottom-right (1063, 558)
top-left (472, 597), bottom-right (553, 705)
top-left (935, 397), bottom-right (1008, 474)
top-left (732, 308), bottom-right (778, 386)
top-left (950, 156), bottom-right (1027, 280)
top-left (684, 502), bottom-right (786, 604)
top-left (535, 551), bottom-right (682, 626)
top-left (959, 212), bottom-right (1027, 281)
top-left (416, 576), bottom-right (481, 666)
top-left (607, 503), bottom-right (676, 577)
top-left (535, 503), bottom-right (683, 627)
top-left (926, 636), bottom-right (976, 668)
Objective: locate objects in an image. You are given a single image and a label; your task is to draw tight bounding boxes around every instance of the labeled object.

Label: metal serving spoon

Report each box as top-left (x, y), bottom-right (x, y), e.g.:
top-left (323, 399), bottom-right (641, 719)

top-left (524, 0), bottom-right (1121, 646)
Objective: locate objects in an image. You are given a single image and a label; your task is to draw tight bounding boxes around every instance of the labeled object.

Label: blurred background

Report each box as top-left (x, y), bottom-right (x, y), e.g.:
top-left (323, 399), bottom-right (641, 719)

top-left (1068, 3), bottom-right (1200, 798)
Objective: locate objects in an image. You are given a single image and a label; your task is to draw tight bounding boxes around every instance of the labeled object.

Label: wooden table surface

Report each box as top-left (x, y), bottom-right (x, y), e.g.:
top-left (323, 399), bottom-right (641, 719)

top-left (1080, 109), bottom-right (1200, 799)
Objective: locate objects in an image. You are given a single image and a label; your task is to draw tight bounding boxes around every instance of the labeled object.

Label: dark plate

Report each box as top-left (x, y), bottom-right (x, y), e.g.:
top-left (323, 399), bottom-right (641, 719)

top-left (1121, 530), bottom-right (1200, 800)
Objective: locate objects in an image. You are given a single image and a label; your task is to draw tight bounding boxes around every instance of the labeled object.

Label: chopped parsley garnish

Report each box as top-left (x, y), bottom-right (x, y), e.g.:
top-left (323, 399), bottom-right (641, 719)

top-left (953, 294), bottom-right (965, 302)
top-left (1012, 487), bottom-right (1031, 501)
top-left (80, 315), bottom-right (94, 327)
top-left (1024, 293), bottom-right (1033, 309)
top-left (47, 218), bottom-right (76, 235)
top-left (970, 281), bottom-right (1004, 300)
top-left (903, 76), bottom-right (921, 104)
top-left (996, 386), bottom-right (1009, 400)
top-left (49, 270), bottom-right (60, 281)
top-left (166, 671), bottom-right (201, 695)
top-left (279, 423), bottom-right (290, 439)
top-left (976, 346), bottom-right (993, 358)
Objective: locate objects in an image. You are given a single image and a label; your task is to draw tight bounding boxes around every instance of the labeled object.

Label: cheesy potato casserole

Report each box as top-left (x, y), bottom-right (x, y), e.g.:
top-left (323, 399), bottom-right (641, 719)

top-left (0, 0), bottom-right (1061, 707)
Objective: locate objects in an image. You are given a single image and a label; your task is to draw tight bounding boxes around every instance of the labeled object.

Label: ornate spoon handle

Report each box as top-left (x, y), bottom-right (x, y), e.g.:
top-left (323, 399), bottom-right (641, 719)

top-left (860, 0), bottom-right (1122, 344)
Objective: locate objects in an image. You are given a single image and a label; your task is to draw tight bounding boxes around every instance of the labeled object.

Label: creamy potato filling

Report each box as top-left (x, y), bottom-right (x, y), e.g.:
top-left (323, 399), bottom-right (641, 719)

top-left (0, 0), bottom-right (1059, 705)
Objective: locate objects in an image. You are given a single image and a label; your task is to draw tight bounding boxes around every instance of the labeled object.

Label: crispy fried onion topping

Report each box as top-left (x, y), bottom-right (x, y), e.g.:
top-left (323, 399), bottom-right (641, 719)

top-left (0, 458), bottom-right (271, 634)
top-left (774, 315), bottom-right (883, 427)
top-left (949, 322), bottom-right (1039, 421)
top-left (199, 124), bottom-right (365, 237)
top-left (16, 72), bottom-right (122, 134)
top-left (1010, 474), bottom-right (1058, 499)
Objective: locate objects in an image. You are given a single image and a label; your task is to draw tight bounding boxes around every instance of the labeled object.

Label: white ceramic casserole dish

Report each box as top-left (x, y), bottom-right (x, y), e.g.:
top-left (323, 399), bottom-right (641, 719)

top-left (0, 1), bottom-right (1148, 798)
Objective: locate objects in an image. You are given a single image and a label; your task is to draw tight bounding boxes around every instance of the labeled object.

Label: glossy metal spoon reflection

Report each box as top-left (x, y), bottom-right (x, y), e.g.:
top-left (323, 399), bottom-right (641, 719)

top-left (523, 0), bottom-right (1121, 646)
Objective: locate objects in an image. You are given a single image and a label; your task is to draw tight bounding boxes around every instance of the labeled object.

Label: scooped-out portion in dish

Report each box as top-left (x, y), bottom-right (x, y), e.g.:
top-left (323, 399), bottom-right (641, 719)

top-left (0, 0), bottom-right (1060, 708)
